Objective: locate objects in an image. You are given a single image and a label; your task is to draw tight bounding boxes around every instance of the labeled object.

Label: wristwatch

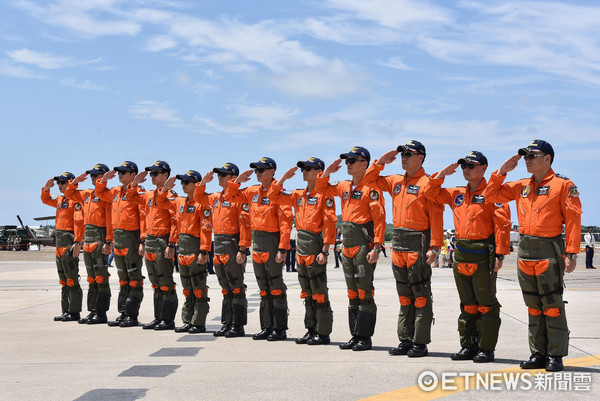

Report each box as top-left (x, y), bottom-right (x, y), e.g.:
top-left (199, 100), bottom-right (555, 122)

top-left (375, 247), bottom-right (382, 254)
top-left (495, 254), bottom-right (504, 261)
top-left (431, 248), bottom-right (440, 256)
top-left (321, 250), bottom-right (329, 257)
top-left (566, 253), bottom-right (578, 260)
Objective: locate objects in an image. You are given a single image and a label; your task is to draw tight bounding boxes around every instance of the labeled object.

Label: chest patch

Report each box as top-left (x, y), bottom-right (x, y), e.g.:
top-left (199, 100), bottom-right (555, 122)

top-left (121, 194), bottom-right (128, 201)
top-left (147, 199), bottom-right (153, 207)
top-left (113, 194), bottom-right (119, 202)
top-left (326, 198), bottom-right (334, 208)
top-left (261, 197), bottom-right (270, 205)
top-left (203, 209), bottom-right (211, 217)
top-left (84, 196), bottom-right (90, 203)
top-left (471, 194), bottom-right (485, 204)
top-left (186, 205), bottom-right (196, 213)
top-left (454, 194), bottom-right (464, 207)
top-left (74, 203), bottom-right (82, 211)
top-left (393, 184), bottom-right (402, 195)
top-left (521, 186), bottom-right (532, 198)
top-left (60, 200), bottom-right (69, 209)
top-left (251, 194), bottom-right (260, 203)
top-left (406, 185), bottom-right (420, 195)
top-left (343, 191), bottom-right (349, 200)
top-left (222, 201), bottom-right (231, 207)
top-left (213, 199), bottom-right (219, 208)
top-left (297, 197), bottom-right (303, 206)
top-left (369, 190), bottom-right (379, 200)
top-left (537, 186), bottom-right (550, 195)
top-left (242, 203), bottom-right (250, 212)
top-left (494, 203), bottom-right (504, 208)
top-left (91, 196), bottom-right (100, 203)
top-left (179, 205), bottom-right (185, 213)
top-left (351, 190), bottom-right (363, 200)
top-left (307, 196), bottom-right (318, 205)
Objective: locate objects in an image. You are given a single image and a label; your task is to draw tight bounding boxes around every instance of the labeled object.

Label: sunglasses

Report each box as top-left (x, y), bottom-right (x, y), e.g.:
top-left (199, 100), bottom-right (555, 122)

top-left (117, 171), bottom-right (130, 175)
top-left (523, 153), bottom-right (546, 160)
top-left (55, 180), bottom-right (68, 185)
top-left (217, 172), bottom-right (231, 178)
top-left (301, 166), bottom-right (319, 172)
top-left (181, 180), bottom-right (192, 185)
top-left (90, 174), bottom-right (99, 178)
top-left (461, 163), bottom-right (477, 170)
top-left (345, 158), bottom-right (366, 165)
top-left (401, 152), bottom-right (419, 158)
top-left (254, 168), bottom-right (272, 174)
top-left (149, 171), bottom-right (164, 177)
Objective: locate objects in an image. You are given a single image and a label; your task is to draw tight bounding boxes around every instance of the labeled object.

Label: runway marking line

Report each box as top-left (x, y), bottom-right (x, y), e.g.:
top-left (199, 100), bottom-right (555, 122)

top-left (360, 354), bottom-right (600, 401)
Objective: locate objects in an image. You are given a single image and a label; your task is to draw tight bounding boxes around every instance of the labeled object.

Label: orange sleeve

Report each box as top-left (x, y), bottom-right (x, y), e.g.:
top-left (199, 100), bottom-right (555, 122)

top-left (315, 174), bottom-right (342, 198)
top-left (561, 180), bottom-right (583, 254)
top-left (266, 183), bottom-right (295, 206)
top-left (139, 202), bottom-right (147, 241)
top-left (428, 199), bottom-right (445, 248)
top-left (423, 176), bottom-right (453, 205)
top-left (223, 181), bottom-right (250, 204)
top-left (322, 197), bottom-right (337, 245)
top-left (238, 204), bottom-right (252, 248)
top-left (363, 161), bottom-right (394, 194)
top-left (483, 171), bottom-right (520, 203)
top-left (369, 190), bottom-right (386, 244)
top-left (94, 181), bottom-right (114, 202)
top-left (125, 184), bottom-right (145, 205)
top-left (64, 182), bottom-right (84, 203)
top-left (193, 184), bottom-right (212, 206)
top-left (277, 204), bottom-right (293, 250)
top-left (41, 188), bottom-right (58, 207)
top-left (73, 207), bottom-right (85, 243)
top-left (155, 190), bottom-right (177, 213)
top-left (199, 206), bottom-right (213, 251)
top-left (493, 203), bottom-right (512, 255)
top-left (104, 202), bottom-right (113, 242)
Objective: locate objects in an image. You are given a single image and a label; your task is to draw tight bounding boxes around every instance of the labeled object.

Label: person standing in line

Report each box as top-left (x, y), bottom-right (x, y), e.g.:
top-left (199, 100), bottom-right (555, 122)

top-left (315, 146), bottom-right (386, 351)
top-left (286, 225), bottom-right (297, 272)
top-left (334, 227), bottom-right (342, 268)
top-left (424, 151), bottom-right (511, 363)
top-left (194, 163), bottom-right (251, 338)
top-left (41, 172), bottom-right (84, 322)
top-left (484, 140), bottom-right (582, 372)
top-left (95, 162), bottom-right (145, 327)
top-left (157, 170), bottom-right (213, 333)
top-left (363, 141), bottom-right (443, 358)
top-left (224, 157), bottom-right (293, 341)
top-left (127, 161), bottom-right (179, 331)
top-left (268, 157), bottom-right (337, 345)
top-left (584, 228), bottom-right (596, 269)
top-left (65, 164), bottom-right (113, 324)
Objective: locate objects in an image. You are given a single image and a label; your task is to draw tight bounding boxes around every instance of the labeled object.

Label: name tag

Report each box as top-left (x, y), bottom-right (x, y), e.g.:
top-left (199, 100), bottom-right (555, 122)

top-left (186, 205), bottom-right (196, 213)
top-left (92, 196), bottom-right (100, 203)
top-left (222, 201), bottom-right (231, 207)
top-left (261, 197), bottom-right (270, 205)
top-left (307, 196), bottom-right (318, 205)
top-left (61, 200), bottom-right (69, 209)
top-left (251, 195), bottom-right (260, 203)
top-left (343, 191), bottom-right (349, 200)
top-left (537, 186), bottom-right (550, 195)
top-left (471, 194), bottom-right (485, 204)
top-left (406, 185), bottom-right (420, 194)
top-left (351, 191), bottom-right (363, 200)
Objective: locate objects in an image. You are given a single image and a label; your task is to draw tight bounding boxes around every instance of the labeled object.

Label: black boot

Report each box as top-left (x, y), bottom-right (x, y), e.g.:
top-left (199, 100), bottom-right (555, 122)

top-left (61, 313), bottom-right (80, 322)
top-left (188, 325), bottom-right (206, 334)
top-left (78, 312), bottom-right (95, 324)
top-left (339, 336), bottom-right (359, 350)
top-left (213, 324), bottom-right (230, 337)
top-left (225, 325), bottom-right (245, 338)
top-left (108, 312), bottom-right (127, 326)
top-left (119, 315), bottom-right (139, 327)
top-left (389, 340), bottom-right (413, 356)
top-left (143, 319), bottom-right (160, 330)
top-left (352, 337), bottom-right (372, 351)
top-left (154, 320), bottom-right (176, 331)
top-left (307, 334), bottom-right (330, 345)
top-left (54, 312), bottom-right (67, 321)
top-left (473, 350), bottom-right (495, 363)
top-left (267, 329), bottom-right (287, 341)
top-left (87, 313), bottom-right (108, 325)
top-left (450, 347), bottom-right (478, 361)
top-left (295, 329), bottom-right (315, 344)
top-left (175, 323), bottom-right (193, 333)
top-left (407, 343), bottom-right (428, 357)
top-left (253, 328), bottom-right (270, 340)
top-left (545, 356), bottom-right (564, 372)
top-left (520, 354), bottom-right (546, 369)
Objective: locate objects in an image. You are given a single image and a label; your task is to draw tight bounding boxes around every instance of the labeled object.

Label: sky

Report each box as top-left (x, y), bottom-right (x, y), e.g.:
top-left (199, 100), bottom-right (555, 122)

top-left (1, 0), bottom-right (599, 229)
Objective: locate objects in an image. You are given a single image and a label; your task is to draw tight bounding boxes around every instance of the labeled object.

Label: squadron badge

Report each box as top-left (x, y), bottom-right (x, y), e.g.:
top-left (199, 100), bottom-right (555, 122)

top-left (521, 186), bottom-right (532, 198)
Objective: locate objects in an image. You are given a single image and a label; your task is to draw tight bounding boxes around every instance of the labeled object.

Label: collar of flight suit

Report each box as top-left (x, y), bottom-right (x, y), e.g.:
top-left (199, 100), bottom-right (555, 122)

top-left (529, 168), bottom-right (556, 186)
top-left (400, 167), bottom-right (426, 185)
top-left (466, 177), bottom-right (488, 196)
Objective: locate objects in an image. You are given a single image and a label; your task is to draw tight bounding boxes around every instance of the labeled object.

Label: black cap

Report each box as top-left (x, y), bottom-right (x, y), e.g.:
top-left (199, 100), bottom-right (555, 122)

top-left (145, 160), bottom-right (171, 173)
top-left (213, 162), bottom-right (240, 176)
top-left (86, 163), bottom-right (109, 175)
top-left (114, 161), bottom-right (138, 174)
top-left (340, 146), bottom-right (370, 163)
top-left (53, 172), bottom-right (75, 182)
top-left (297, 157), bottom-right (325, 170)
top-left (176, 170), bottom-right (202, 183)
top-left (518, 140), bottom-right (555, 162)
top-left (457, 151), bottom-right (488, 166)
top-left (397, 140), bottom-right (426, 155)
top-left (250, 157), bottom-right (277, 170)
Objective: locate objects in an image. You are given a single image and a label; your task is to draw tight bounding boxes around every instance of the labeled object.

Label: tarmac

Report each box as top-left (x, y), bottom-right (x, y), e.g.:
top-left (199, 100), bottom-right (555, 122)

top-left (1, 247), bottom-right (599, 401)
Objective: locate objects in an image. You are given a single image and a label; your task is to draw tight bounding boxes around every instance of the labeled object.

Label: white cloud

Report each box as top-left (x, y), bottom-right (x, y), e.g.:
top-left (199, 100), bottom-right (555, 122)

top-left (8, 48), bottom-right (73, 69)
top-left (0, 59), bottom-right (44, 79)
top-left (129, 100), bottom-right (182, 123)
top-left (377, 56), bottom-right (413, 70)
top-left (60, 77), bottom-right (105, 91)
top-left (145, 35), bottom-right (177, 52)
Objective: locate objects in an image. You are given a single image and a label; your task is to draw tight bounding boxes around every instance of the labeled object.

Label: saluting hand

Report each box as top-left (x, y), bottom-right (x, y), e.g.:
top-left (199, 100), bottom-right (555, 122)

top-left (43, 179), bottom-right (54, 191)
top-left (434, 163), bottom-right (459, 179)
top-left (235, 169), bottom-right (253, 184)
top-left (73, 173), bottom-right (88, 185)
top-left (498, 155), bottom-right (521, 175)
top-left (378, 150), bottom-right (399, 165)
top-left (278, 167), bottom-right (297, 185)
top-left (323, 159), bottom-right (342, 178)
top-left (101, 170), bottom-right (116, 183)
top-left (200, 171), bottom-right (214, 186)
top-left (162, 176), bottom-right (176, 192)
top-left (132, 171), bottom-right (148, 186)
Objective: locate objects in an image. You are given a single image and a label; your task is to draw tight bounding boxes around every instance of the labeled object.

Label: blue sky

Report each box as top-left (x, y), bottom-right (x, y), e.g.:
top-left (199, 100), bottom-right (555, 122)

top-left (1, 0), bottom-right (599, 228)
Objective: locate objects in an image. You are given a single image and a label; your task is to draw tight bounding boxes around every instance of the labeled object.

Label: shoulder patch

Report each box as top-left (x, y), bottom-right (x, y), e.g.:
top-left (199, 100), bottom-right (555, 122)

top-left (325, 198), bottom-right (334, 208)
top-left (170, 190), bottom-right (178, 196)
top-left (569, 185), bottom-right (579, 198)
top-left (282, 189), bottom-right (292, 196)
top-left (454, 194), bottom-right (464, 207)
top-left (242, 203), bottom-right (250, 212)
top-left (138, 185), bottom-right (146, 192)
top-left (494, 203), bottom-right (504, 208)
top-left (555, 173), bottom-right (569, 180)
top-left (369, 190), bottom-right (379, 200)
top-left (330, 181), bottom-right (339, 186)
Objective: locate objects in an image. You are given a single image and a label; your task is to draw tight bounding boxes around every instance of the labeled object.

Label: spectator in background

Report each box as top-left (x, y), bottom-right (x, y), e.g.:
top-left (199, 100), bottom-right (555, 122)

top-left (585, 228), bottom-right (596, 269)
top-left (286, 225), bottom-right (297, 272)
top-left (334, 227), bottom-right (342, 268)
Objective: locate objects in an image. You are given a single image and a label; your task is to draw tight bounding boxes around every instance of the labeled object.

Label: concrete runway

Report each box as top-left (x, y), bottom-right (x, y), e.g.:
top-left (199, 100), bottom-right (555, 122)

top-left (1, 248), bottom-right (599, 401)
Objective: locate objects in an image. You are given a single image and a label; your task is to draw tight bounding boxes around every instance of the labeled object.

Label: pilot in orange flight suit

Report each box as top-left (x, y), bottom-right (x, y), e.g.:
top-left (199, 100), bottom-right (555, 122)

top-left (155, 170), bottom-right (213, 334)
top-left (268, 157), bottom-right (337, 346)
top-left (41, 172), bottom-right (84, 322)
top-left (65, 163), bottom-right (113, 325)
top-left (127, 160), bottom-right (179, 331)
top-left (364, 140), bottom-right (443, 358)
top-left (224, 157), bottom-right (293, 342)
top-left (484, 140), bottom-right (582, 372)
top-left (316, 146), bottom-right (386, 351)
top-left (194, 162), bottom-right (251, 338)
top-left (95, 161), bottom-right (145, 327)
top-left (424, 151), bottom-right (511, 363)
